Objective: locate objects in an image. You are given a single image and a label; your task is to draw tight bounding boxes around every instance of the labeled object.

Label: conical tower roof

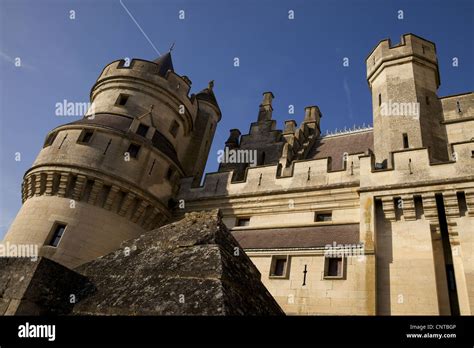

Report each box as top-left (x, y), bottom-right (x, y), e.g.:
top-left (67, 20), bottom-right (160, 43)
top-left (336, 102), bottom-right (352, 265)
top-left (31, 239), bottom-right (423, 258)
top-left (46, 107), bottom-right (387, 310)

top-left (153, 51), bottom-right (174, 76)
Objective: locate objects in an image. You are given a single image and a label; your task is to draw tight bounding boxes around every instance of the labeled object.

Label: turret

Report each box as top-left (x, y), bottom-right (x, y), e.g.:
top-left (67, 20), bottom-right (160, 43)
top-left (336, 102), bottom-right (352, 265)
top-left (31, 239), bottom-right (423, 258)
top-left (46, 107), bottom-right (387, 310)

top-left (3, 52), bottom-right (221, 268)
top-left (366, 33), bottom-right (449, 167)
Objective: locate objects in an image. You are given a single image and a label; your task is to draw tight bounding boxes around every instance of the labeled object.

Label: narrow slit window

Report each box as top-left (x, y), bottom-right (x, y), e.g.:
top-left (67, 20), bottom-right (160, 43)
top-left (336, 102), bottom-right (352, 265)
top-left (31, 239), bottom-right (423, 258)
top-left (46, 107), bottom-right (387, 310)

top-left (457, 192), bottom-right (468, 216)
top-left (456, 101), bottom-right (462, 113)
top-left (425, 96), bottom-right (430, 105)
top-left (48, 223), bottom-right (66, 247)
top-left (403, 133), bottom-right (409, 149)
top-left (414, 195), bottom-right (424, 219)
top-left (378, 93), bottom-right (382, 106)
top-left (166, 166), bottom-right (174, 180)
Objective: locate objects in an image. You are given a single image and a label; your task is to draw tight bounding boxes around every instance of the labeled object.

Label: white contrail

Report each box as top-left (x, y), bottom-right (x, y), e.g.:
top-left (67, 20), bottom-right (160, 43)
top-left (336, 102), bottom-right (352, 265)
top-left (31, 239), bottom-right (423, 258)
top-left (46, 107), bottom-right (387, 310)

top-left (119, 0), bottom-right (161, 56)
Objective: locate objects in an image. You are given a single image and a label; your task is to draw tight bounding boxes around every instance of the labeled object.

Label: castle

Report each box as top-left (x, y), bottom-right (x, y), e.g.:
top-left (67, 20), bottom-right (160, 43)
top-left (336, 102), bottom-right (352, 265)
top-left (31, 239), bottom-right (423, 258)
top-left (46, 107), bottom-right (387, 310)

top-left (3, 33), bottom-right (473, 315)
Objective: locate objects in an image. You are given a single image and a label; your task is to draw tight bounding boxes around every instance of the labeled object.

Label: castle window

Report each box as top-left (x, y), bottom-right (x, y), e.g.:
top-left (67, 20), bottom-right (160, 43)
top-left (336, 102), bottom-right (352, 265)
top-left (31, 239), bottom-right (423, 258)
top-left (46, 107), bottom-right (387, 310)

top-left (425, 96), bottom-right (430, 105)
top-left (116, 94), bottom-right (129, 106)
top-left (78, 129), bottom-right (94, 144)
top-left (456, 101), bottom-right (462, 113)
top-left (403, 133), bottom-right (409, 149)
top-left (169, 120), bottom-right (179, 138)
top-left (315, 212), bottom-right (332, 222)
top-left (414, 195), bottom-right (424, 219)
top-left (457, 192), bottom-right (468, 216)
top-left (324, 257), bottom-right (344, 279)
top-left (394, 197), bottom-right (402, 220)
top-left (48, 223), bottom-right (66, 247)
top-left (378, 93), bottom-right (382, 106)
top-left (126, 143), bottom-right (141, 159)
top-left (43, 132), bottom-right (57, 148)
top-left (136, 123), bottom-right (149, 137)
top-left (259, 152), bottom-right (266, 165)
top-left (269, 256), bottom-right (289, 278)
top-left (236, 217), bottom-right (250, 227)
top-left (166, 166), bottom-right (174, 180)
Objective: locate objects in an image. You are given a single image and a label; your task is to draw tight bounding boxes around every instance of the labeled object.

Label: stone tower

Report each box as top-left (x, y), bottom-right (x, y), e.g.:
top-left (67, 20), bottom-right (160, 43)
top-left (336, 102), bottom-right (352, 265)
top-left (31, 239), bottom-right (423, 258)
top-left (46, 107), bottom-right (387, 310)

top-left (366, 33), bottom-right (449, 167)
top-left (3, 52), bottom-right (221, 268)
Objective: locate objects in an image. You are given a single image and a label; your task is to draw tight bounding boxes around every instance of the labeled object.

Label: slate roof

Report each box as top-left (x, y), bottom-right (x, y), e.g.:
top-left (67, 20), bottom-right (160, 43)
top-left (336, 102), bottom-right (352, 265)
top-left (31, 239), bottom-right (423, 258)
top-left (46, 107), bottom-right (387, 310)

top-left (232, 224), bottom-right (360, 249)
top-left (153, 52), bottom-right (174, 76)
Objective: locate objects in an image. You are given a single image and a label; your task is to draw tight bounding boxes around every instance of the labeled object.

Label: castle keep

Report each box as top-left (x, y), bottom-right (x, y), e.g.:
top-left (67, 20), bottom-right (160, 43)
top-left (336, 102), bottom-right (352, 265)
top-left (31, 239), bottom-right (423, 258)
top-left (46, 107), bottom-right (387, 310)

top-left (3, 34), bottom-right (473, 315)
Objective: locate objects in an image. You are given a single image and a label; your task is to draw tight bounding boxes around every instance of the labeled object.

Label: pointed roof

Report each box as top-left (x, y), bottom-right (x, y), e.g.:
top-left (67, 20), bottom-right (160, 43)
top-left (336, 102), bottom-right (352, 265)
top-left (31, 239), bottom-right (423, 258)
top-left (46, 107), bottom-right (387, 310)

top-left (196, 80), bottom-right (220, 112)
top-left (153, 51), bottom-right (174, 76)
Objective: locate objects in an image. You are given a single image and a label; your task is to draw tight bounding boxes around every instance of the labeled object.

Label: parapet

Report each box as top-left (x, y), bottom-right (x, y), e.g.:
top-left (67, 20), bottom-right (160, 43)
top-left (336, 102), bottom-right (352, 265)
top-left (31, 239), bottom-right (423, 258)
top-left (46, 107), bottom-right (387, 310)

top-left (366, 33), bottom-right (439, 87)
top-left (359, 141), bottom-right (474, 191)
top-left (91, 58), bottom-right (199, 116)
top-left (179, 151), bottom-right (365, 201)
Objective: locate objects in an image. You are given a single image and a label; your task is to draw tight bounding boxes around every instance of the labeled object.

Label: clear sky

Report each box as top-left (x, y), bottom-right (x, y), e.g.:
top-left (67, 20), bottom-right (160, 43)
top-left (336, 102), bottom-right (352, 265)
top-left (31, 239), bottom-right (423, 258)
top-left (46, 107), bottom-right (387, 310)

top-left (0, 0), bottom-right (473, 237)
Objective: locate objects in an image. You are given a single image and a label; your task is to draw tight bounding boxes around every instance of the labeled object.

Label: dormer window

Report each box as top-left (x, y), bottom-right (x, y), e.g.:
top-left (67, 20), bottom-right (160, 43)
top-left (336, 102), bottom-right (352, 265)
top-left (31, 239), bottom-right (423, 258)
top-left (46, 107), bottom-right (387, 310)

top-left (136, 123), bottom-right (149, 137)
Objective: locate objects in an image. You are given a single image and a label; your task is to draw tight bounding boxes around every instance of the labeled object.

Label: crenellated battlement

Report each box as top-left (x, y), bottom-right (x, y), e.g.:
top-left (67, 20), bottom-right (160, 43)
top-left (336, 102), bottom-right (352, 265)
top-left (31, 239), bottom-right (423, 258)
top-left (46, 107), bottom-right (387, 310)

top-left (366, 33), bottom-right (439, 87)
top-left (179, 151), bottom-right (364, 201)
top-left (359, 141), bottom-right (474, 191)
top-left (91, 58), bottom-right (199, 119)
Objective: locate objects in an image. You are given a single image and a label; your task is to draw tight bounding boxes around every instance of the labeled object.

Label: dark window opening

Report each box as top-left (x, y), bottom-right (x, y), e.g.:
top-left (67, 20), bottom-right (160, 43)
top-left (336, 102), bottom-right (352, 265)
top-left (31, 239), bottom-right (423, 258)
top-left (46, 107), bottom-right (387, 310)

top-left (169, 121), bottom-right (179, 138)
top-left (394, 197), bottom-right (402, 220)
top-left (325, 257), bottom-right (343, 277)
top-left (126, 144), bottom-right (141, 158)
top-left (236, 218), bottom-right (250, 227)
top-left (435, 193), bottom-right (460, 316)
top-left (78, 129), bottom-right (94, 144)
top-left (378, 93), bottom-right (382, 106)
top-left (270, 257), bottom-right (288, 277)
top-left (456, 101), bottom-right (462, 113)
top-left (43, 132), bottom-right (57, 148)
top-left (116, 94), bottom-right (129, 106)
top-left (273, 259), bottom-right (286, 276)
top-left (403, 133), bottom-right (409, 149)
top-left (166, 166), bottom-right (174, 180)
top-left (136, 124), bottom-right (149, 137)
top-left (315, 212), bottom-right (332, 222)
top-left (457, 192), bottom-right (468, 216)
top-left (259, 152), bottom-right (266, 166)
top-left (426, 96), bottom-right (430, 105)
top-left (48, 223), bottom-right (66, 247)
top-left (414, 195), bottom-right (424, 219)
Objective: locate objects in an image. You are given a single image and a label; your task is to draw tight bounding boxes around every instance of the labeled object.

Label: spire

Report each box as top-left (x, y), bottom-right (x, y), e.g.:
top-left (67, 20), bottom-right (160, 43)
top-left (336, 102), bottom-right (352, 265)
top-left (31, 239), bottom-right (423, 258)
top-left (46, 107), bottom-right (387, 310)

top-left (153, 51), bottom-right (174, 76)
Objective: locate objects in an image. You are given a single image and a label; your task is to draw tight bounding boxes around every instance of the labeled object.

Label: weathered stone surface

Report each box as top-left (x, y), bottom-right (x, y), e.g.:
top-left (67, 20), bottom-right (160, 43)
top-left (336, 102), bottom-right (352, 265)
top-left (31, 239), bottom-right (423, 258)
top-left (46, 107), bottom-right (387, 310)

top-left (1, 210), bottom-right (283, 315)
top-left (0, 257), bottom-right (91, 315)
top-left (72, 210), bottom-right (284, 315)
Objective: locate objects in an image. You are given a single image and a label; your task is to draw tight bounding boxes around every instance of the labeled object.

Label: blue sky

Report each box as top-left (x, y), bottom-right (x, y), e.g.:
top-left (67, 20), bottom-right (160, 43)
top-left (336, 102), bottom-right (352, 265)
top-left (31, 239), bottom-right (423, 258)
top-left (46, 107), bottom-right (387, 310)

top-left (0, 0), bottom-right (473, 237)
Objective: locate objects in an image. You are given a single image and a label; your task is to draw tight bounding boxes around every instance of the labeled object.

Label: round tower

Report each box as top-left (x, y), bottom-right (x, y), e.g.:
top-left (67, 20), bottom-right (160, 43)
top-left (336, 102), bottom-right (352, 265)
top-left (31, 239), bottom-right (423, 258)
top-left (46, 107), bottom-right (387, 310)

top-left (366, 33), bottom-right (449, 167)
top-left (3, 52), bottom-right (221, 268)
